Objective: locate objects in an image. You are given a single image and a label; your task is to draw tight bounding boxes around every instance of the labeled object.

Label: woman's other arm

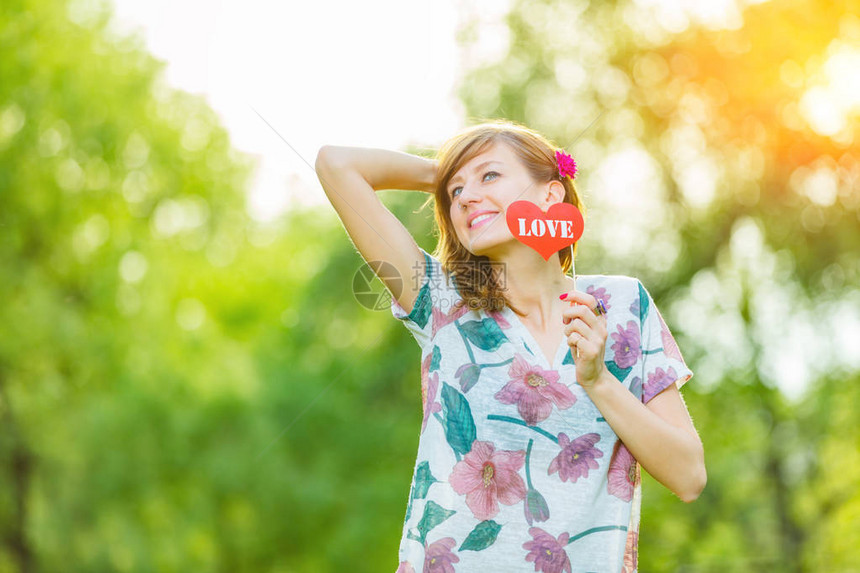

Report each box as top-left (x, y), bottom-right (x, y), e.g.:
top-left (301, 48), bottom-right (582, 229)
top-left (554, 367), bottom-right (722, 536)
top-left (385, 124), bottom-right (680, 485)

top-left (314, 146), bottom-right (437, 314)
top-left (561, 290), bottom-right (706, 502)
top-left (587, 375), bottom-right (706, 502)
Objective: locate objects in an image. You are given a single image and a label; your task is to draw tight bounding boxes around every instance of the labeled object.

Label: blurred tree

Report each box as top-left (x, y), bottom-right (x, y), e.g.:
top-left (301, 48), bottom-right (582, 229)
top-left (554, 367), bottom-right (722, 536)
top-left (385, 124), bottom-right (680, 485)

top-left (454, 0), bottom-right (859, 571)
top-left (0, 0), bottom-right (257, 569)
top-left (0, 0), bottom-right (436, 568)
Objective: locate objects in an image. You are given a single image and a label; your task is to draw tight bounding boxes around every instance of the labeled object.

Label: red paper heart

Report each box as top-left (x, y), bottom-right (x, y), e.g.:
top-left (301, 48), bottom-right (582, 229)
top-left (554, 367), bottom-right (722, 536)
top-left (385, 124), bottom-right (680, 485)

top-left (505, 200), bottom-right (584, 261)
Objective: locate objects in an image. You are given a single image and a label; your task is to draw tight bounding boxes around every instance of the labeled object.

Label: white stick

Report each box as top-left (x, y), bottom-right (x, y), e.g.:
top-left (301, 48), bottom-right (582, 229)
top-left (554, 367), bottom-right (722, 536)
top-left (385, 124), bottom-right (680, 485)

top-left (570, 245), bottom-right (580, 360)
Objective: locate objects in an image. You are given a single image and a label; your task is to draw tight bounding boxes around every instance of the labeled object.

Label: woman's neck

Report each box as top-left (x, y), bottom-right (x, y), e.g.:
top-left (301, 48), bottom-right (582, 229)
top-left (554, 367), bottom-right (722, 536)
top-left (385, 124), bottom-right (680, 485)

top-left (495, 249), bottom-right (574, 327)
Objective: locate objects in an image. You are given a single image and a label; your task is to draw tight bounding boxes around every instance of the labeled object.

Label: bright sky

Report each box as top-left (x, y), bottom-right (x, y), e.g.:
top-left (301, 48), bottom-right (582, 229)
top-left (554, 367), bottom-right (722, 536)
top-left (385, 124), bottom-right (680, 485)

top-left (106, 0), bottom-right (494, 220)
top-left (105, 0), bottom-right (857, 224)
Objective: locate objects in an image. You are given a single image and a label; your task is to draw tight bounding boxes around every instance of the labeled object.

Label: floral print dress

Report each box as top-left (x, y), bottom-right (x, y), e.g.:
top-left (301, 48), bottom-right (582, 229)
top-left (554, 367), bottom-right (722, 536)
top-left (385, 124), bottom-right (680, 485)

top-left (390, 248), bottom-right (693, 573)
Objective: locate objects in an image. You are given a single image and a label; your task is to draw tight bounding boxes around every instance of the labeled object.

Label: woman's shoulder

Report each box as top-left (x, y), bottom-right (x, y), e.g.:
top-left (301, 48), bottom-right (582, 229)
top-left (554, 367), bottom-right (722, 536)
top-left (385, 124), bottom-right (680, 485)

top-left (419, 247), bottom-right (462, 297)
top-left (577, 273), bottom-right (643, 293)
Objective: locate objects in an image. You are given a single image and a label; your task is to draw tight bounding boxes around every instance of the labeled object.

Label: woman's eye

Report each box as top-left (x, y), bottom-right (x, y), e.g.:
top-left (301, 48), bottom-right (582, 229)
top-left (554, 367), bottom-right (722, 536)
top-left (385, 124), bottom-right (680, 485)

top-left (451, 172), bottom-right (498, 199)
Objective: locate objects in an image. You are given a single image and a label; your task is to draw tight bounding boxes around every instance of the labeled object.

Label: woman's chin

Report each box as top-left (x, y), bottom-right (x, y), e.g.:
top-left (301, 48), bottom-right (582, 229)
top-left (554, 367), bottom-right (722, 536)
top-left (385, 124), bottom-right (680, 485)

top-left (464, 239), bottom-right (504, 259)
top-left (464, 238), bottom-right (489, 256)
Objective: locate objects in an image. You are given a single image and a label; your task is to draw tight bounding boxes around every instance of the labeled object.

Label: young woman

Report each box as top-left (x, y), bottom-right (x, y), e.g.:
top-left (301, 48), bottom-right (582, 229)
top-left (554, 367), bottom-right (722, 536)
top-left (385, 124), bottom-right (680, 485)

top-left (315, 120), bottom-right (705, 573)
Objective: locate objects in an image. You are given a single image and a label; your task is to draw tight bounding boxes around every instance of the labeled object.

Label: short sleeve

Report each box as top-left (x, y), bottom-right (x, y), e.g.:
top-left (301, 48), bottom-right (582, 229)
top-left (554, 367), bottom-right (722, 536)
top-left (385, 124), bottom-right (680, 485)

top-left (389, 247), bottom-right (462, 348)
top-left (636, 280), bottom-right (693, 404)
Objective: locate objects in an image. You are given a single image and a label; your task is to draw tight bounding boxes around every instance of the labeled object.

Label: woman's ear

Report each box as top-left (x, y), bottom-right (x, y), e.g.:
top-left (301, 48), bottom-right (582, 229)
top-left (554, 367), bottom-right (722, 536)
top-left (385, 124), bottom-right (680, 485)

top-left (541, 180), bottom-right (566, 207)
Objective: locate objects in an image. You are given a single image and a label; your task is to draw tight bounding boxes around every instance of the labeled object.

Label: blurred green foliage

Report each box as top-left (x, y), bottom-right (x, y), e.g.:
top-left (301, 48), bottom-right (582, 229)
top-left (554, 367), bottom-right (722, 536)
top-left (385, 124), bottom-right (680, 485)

top-left (0, 0), bottom-right (858, 572)
top-left (456, 0), bottom-right (860, 571)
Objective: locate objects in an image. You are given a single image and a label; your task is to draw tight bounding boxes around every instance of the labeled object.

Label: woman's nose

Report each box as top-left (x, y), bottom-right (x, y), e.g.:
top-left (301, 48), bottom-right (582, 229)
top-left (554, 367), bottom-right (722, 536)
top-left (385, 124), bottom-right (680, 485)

top-left (456, 193), bottom-right (479, 213)
top-left (458, 180), bottom-right (482, 203)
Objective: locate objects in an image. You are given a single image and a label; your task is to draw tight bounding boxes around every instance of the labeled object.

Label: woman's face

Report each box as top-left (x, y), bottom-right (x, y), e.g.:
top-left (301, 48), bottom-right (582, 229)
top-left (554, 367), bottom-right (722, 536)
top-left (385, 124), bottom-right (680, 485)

top-left (446, 142), bottom-right (562, 257)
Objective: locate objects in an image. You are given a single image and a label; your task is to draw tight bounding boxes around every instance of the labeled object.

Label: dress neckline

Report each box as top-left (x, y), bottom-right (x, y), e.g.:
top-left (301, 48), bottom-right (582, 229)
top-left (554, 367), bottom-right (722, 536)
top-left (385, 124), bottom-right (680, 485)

top-left (499, 274), bottom-right (580, 370)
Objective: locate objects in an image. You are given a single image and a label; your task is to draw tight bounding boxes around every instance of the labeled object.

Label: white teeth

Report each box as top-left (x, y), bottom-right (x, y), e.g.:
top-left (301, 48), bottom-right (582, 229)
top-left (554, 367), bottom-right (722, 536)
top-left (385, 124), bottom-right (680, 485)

top-left (470, 213), bottom-right (496, 228)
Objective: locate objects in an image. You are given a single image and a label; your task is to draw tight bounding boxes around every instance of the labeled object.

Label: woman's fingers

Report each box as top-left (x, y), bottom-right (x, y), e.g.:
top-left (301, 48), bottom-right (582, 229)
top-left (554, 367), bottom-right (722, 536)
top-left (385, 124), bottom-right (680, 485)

top-left (573, 337), bottom-right (599, 359)
top-left (565, 332), bottom-right (601, 362)
top-left (561, 291), bottom-right (608, 364)
top-left (563, 317), bottom-right (594, 340)
top-left (560, 291), bottom-right (610, 385)
top-left (562, 304), bottom-right (597, 327)
top-left (562, 303), bottom-right (607, 338)
top-left (560, 289), bottom-right (597, 309)
top-left (561, 291), bottom-right (608, 318)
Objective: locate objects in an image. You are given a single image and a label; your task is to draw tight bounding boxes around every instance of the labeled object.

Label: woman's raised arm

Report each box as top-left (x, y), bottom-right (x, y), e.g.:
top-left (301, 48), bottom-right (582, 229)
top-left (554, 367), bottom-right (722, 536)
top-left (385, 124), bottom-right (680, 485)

top-left (314, 146), bottom-right (437, 315)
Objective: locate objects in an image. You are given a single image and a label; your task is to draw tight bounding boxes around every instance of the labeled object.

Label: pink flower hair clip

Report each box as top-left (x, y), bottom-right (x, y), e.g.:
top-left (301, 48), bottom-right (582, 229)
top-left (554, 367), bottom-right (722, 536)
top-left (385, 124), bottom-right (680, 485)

top-left (555, 149), bottom-right (578, 180)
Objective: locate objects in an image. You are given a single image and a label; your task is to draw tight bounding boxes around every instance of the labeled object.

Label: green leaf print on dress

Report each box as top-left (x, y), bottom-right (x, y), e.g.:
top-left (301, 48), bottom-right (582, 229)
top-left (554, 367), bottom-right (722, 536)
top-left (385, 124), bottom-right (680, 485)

top-left (454, 363), bottom-right (482, 393)
top-left (440, 382), bottom-right (477, 458)
top-left (429, 345), bottom-right (442, 372)
top-left (605, 360), bottom-right (633, 382)
top-left (455, 358), bottom-right (515, 393)
top-left (524, 439), bottom-right (550, 525)
top-left (414, 461), bottom-right (438, 498)
top-left (407, 500), bottom-right (457, 545)
top-left (562, 348), bottom-right (574, 366)
top-left (458, 318), bottom-right (507, 352)
top-left (459, 520), bottom-right (502, 551)
top-left (404, 461), bottom-right (438, 523)
top-left (637, 280), bottom-right (649, 323)
top-left (410, 281), bottom-right (433, 329)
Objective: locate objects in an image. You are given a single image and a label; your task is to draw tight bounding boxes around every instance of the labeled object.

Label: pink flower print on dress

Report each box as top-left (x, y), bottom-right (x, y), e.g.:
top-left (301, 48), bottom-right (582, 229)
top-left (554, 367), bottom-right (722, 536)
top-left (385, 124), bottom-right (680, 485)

top-left (643, 366), bottom-right (678, 403)
top-left (396, 561), bottom-right (416, 573)
top-left (421, 372), bottom-right (442, 434)
top-left (607, 440), bottom-right (639, 501)
top-left (585, 285), bottom-right (611, 311)
top-left (494, 354), bottom-right (576, 426)
top-left (449, 440), bottom-right (526, 521)
top-left (423, 537), bottom-right (459, 573)
top-left (420, 352), bottom-right (433, 396)
top-left (657, 311), bottom-right (684, 362)
top-left (432, 302), bottom-right (471, 338)
top-left (610, 321), bottom-right (641, 369)
top-left (420, 353), bottom-right (442, 433)
top-left (523, 527), bottom-right (572, 573)
top-left (548, 432), bottom-right (603, 483)
top-left (524, 487), bottom-right (550, 525)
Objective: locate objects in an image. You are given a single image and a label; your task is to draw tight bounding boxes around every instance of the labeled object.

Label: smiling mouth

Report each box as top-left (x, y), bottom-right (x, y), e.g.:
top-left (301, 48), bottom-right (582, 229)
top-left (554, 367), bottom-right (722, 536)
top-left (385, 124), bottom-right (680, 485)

top-left (469, 213), bottom-right (498, 230)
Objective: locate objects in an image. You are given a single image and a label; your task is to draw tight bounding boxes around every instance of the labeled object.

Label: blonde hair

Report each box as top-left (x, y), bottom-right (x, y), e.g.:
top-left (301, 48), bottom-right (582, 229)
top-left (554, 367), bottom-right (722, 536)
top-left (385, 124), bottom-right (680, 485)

top-left (426, 119), bottom-right (586, 317)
